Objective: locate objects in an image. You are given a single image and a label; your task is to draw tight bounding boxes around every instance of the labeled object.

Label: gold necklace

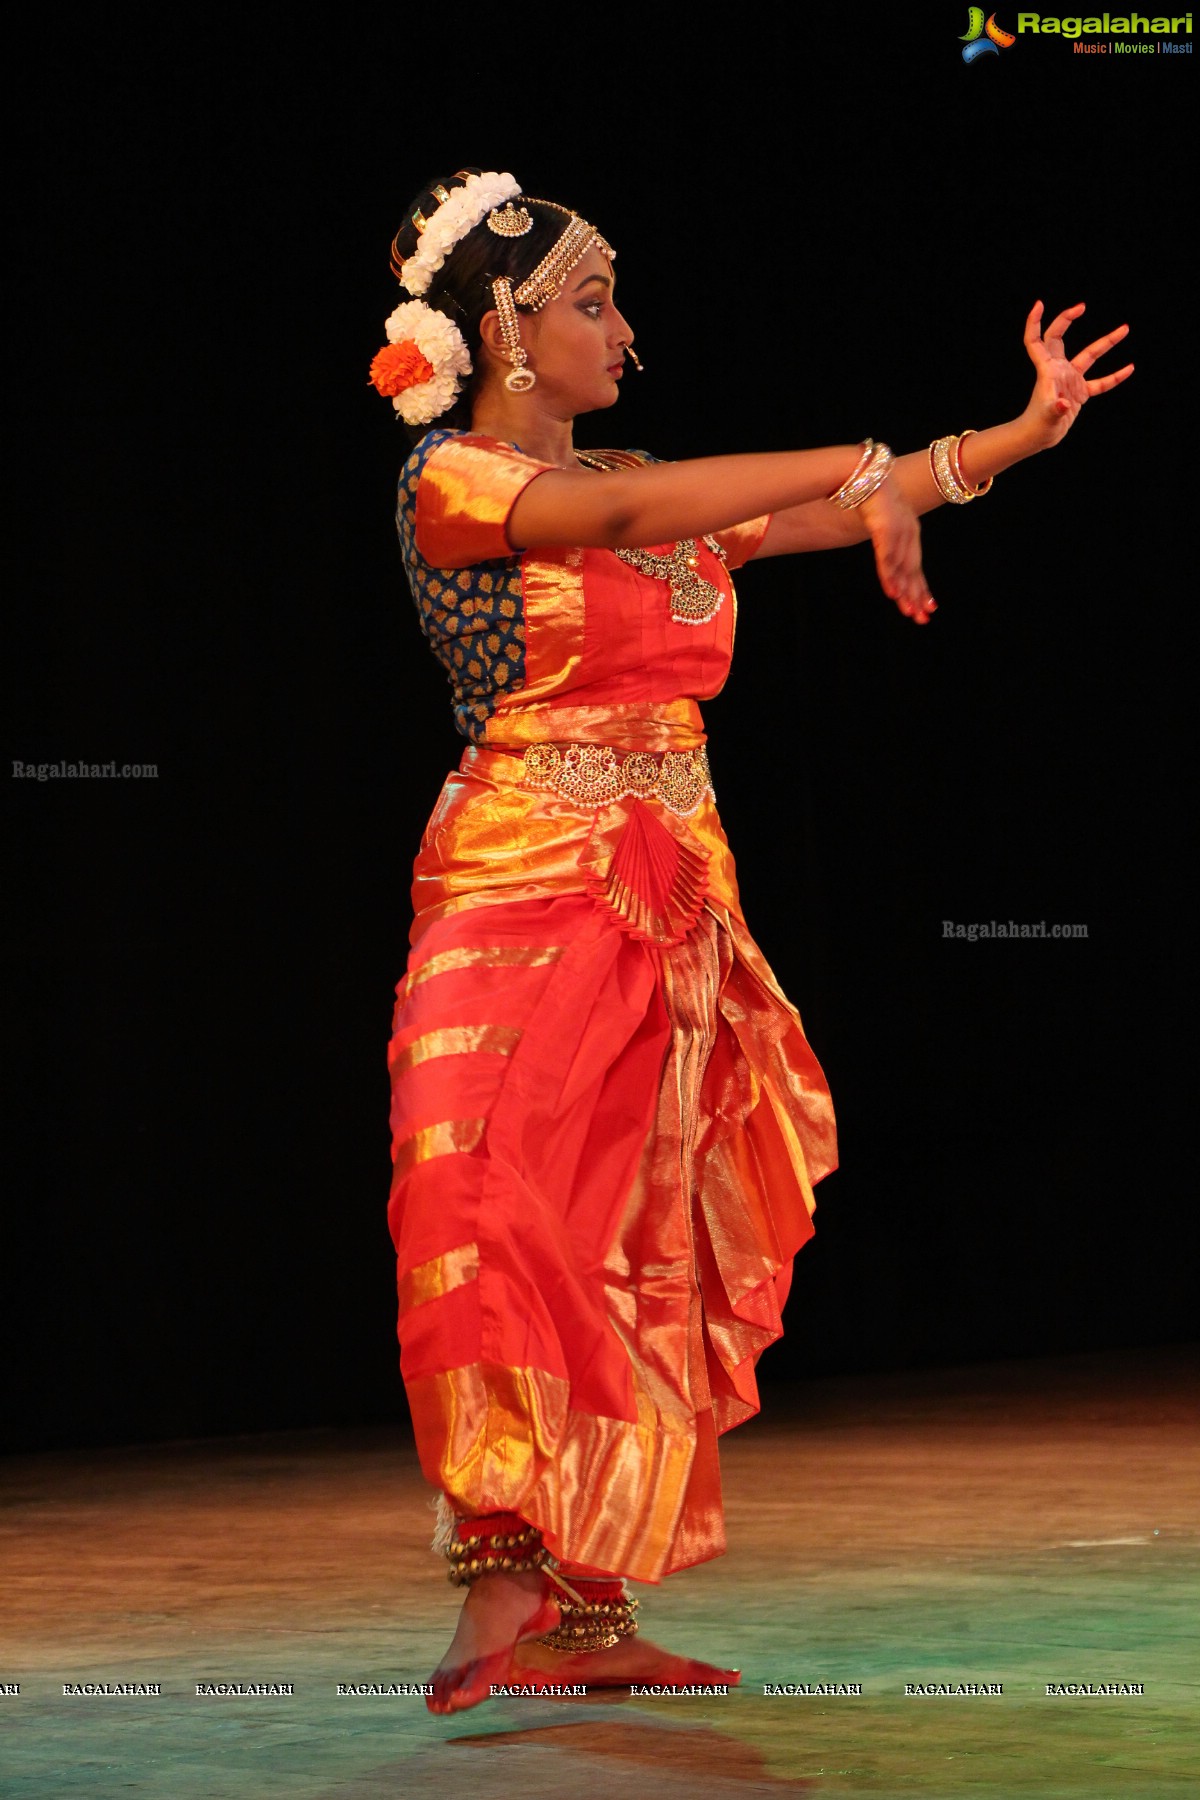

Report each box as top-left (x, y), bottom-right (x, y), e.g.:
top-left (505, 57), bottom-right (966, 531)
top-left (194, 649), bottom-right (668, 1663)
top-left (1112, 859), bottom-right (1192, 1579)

top-left (573, 451), bottom-right (726, 625)
top-left (573, 449), bottom-right (622, 472)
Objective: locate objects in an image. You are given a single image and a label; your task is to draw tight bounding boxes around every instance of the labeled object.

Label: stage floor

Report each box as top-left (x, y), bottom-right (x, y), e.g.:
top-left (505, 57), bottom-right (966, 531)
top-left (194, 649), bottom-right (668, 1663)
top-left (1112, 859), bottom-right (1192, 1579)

top-left (2, 1346), bottom-right (1196, 1799)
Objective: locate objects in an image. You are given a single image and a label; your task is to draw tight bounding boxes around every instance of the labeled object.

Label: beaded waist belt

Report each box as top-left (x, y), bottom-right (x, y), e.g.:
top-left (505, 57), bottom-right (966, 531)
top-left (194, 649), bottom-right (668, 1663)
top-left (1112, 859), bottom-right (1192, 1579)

top-left (518, 740), bottom-right (714, 816)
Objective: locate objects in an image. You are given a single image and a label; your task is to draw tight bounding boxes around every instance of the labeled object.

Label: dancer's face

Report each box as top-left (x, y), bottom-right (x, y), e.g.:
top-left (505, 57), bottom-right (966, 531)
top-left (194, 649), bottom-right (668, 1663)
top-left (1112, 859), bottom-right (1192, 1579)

top-left (521, 247), bottom-right (635, 415)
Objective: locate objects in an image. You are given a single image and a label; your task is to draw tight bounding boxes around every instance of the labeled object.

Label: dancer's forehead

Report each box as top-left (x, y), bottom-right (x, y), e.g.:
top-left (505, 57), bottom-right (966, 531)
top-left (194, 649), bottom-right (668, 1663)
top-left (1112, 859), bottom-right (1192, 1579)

top-left (561, 248), bottom-right (615, 298)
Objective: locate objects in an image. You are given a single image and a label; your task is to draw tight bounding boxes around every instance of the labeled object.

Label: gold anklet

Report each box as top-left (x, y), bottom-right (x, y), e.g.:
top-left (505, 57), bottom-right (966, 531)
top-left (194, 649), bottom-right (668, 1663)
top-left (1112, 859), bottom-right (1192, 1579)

top-left (539, 1581), bottom-right (639, 1653)
top-left (444, 1515), bottom-right (551, 1587)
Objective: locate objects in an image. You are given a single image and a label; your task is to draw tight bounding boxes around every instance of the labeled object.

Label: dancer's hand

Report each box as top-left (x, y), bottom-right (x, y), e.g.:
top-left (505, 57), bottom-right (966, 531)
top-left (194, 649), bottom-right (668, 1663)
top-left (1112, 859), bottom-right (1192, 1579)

top-left (1020, 301), bottom-right (1133, 451)
top-left (858, 477), bottom-right (937, 625)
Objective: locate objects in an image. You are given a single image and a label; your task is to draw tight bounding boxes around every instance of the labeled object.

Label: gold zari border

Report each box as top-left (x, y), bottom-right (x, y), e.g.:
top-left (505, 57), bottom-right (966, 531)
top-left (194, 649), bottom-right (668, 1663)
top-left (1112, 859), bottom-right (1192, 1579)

top-left (391, 1116), bottom-right (488, 1181)
top-left (403, 943), bottom-right (566, 996)
top-left (389, 1023), bottom-right (523, 1080)
top-left (398, 1241), bottom-right (479, 1314)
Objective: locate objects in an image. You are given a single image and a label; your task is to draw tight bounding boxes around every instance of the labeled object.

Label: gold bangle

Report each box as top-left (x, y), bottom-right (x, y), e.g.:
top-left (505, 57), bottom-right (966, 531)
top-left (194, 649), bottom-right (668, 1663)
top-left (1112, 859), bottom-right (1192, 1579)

top-left (930, 431), bottom-right (993, 503)
top-left (830, 439), bottom-right (894, 509)
top-left (929, 434), bottom-right (971, 503)
top-left (829, 441), bottom-right (872, 503)
top-left (953, 428), bottom-right (994, 498)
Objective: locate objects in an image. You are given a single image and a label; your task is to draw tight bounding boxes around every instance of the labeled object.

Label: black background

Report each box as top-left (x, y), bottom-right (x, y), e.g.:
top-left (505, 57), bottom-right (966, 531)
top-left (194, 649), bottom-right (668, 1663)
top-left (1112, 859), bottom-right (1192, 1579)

top-left (6, 10), bottom-right (1191, 1451)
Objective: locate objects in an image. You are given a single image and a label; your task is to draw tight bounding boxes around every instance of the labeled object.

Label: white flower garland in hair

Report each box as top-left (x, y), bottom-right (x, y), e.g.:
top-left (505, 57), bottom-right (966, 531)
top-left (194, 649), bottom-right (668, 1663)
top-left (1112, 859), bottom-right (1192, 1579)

top-left (375, 300), bottom-right (473, 425)
top-left (399, 170), bottom-right (521, 296)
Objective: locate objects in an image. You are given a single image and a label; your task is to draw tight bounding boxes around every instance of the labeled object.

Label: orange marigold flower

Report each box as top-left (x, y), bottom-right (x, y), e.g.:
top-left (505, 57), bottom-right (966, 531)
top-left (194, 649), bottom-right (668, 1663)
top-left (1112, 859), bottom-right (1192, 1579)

top-left (369, 339), bottom-right (436, 396)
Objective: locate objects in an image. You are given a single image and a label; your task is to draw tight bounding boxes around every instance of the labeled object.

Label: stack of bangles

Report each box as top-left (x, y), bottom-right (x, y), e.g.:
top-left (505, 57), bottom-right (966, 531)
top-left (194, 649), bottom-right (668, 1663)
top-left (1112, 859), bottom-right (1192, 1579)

top-left (829, 439), bottom-right (894, 508)
top-left (928, 430), bottom-right (994, 503)
top-left (827, 433), bottom-right (995, 509)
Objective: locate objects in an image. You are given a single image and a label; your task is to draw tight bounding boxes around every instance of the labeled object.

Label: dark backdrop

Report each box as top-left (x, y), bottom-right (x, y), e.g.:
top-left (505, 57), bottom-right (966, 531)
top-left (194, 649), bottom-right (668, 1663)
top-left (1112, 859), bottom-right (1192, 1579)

top-left (6, 11), bottom-right (1190, 1451)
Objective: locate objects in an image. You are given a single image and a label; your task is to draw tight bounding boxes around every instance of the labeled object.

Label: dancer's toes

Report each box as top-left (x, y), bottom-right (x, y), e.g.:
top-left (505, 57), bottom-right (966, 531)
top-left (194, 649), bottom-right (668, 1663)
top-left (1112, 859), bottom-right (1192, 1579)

top-left (428, 1647), bottom-right (509, 1714)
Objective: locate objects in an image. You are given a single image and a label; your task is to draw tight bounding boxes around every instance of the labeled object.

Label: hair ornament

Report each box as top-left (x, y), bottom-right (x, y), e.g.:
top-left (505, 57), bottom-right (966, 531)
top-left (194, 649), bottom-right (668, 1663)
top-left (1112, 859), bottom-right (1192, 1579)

top-left (368, 299), bottom-right (472, 425)
top-left (487, 201), bottom-right (532, 237)
top-left (396, 170), bottom-right (521, 295)
top-left (379, 168), bottom-right (616, 418)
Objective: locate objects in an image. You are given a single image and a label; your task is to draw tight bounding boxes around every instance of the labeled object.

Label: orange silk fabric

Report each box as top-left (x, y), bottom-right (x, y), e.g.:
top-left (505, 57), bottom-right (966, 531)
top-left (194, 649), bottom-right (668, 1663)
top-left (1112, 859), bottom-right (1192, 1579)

top-left (387, 446), bottom-right (833, 1583)
top-left (415, 434), bottom-right (554, 568)
top-left (414, 431), bottom-right (771, 574)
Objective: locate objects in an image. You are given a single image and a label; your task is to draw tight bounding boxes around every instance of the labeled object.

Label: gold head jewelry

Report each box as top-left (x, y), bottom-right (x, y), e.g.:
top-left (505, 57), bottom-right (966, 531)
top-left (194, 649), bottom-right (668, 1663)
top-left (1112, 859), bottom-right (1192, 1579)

top-left (513, 202), bottom-right (615, 311)
top-left (488, 201), bottom-right (533, 237)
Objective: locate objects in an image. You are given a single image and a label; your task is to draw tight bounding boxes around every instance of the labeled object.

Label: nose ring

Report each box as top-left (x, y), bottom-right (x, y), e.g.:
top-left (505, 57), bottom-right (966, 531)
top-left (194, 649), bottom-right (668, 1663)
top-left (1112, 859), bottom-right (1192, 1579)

top-left (624, 345), bottom-right (644, 372)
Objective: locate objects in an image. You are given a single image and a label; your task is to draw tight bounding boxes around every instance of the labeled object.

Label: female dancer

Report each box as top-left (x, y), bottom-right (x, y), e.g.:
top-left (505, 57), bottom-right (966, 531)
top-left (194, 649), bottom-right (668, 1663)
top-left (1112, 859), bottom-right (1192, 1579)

top-left (371, 169), bottom-right (1131, 1715)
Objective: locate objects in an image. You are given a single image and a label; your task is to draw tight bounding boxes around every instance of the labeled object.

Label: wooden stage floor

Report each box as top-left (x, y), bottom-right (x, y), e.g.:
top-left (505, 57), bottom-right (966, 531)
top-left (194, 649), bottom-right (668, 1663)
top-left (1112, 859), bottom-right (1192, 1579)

top-left (2, 1346), bottom-right (1196, 1799)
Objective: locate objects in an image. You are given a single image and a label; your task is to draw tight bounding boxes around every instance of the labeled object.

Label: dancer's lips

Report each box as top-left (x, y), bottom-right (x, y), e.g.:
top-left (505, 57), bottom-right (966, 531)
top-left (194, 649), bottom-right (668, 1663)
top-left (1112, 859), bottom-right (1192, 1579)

top-left (607, 362), bottom-right (624, 377)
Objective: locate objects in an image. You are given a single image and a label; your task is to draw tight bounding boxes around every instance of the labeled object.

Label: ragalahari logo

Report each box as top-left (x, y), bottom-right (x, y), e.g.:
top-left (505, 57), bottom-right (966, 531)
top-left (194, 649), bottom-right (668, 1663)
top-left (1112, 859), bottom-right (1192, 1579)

top-left (961, 8), bottom-right (1017, 58)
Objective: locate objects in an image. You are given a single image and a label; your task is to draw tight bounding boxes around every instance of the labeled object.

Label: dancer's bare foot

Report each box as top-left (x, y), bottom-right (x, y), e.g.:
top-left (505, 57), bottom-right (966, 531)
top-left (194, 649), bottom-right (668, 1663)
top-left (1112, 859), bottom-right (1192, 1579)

top-left (426, 1571), bottom-right (559, 1715)
top-left (511, 1632), bottom-right (740, 1691)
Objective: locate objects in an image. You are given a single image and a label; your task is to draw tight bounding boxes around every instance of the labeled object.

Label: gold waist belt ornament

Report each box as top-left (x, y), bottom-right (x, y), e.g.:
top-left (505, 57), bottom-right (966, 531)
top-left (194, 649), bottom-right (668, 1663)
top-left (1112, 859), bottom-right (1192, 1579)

top-left (520, 740), bottom-right (714, 816)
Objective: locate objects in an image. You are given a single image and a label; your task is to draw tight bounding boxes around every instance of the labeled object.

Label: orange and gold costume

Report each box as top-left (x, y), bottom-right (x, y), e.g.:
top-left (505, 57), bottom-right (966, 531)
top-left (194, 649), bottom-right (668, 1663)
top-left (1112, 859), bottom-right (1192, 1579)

top-left (387, 431), bottom-right (837, 1584)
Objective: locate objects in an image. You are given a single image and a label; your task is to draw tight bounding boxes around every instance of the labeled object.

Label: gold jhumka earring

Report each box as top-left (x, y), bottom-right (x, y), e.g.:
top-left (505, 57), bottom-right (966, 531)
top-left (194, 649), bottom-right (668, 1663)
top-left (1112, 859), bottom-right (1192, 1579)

top-left (491, 276), bottom-right (536, 393)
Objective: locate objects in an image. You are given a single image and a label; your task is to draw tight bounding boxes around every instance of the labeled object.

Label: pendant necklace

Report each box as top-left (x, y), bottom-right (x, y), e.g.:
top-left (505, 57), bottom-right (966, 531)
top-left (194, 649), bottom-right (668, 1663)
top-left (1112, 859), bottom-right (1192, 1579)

top-left (574, 450), bottom-right (726, 626)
